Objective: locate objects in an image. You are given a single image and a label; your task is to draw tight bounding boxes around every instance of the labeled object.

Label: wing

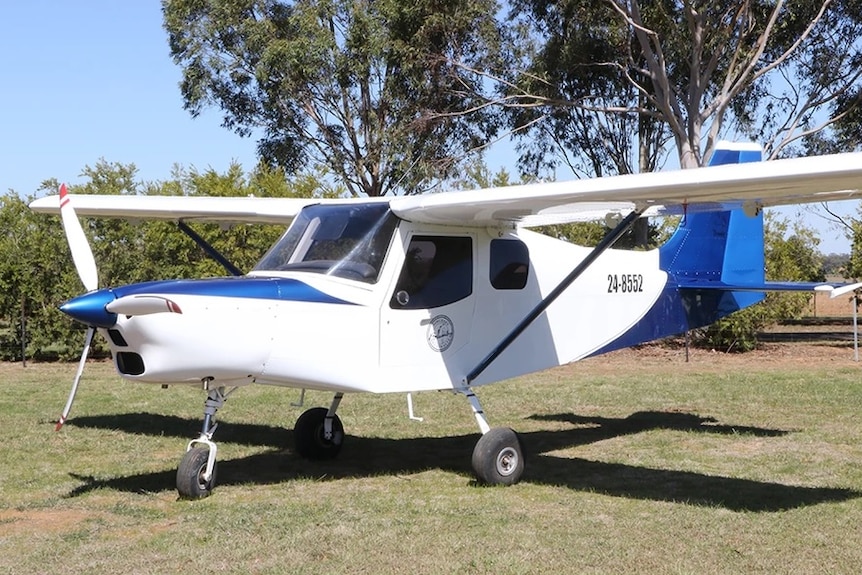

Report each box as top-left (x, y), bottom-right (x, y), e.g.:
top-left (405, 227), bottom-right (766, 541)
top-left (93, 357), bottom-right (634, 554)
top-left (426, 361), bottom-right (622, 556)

top-left (28, 194), bottom-right (334, 224)
top-left (29, 151), bottom-right (862, 228)
top-left (390, 151), bottom-right (862, 227)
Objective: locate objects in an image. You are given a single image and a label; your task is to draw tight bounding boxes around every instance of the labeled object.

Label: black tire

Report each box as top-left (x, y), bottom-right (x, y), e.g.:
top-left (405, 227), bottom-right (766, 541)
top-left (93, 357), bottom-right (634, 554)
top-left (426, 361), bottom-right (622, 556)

top-left (176, 446), bottom-right (216, 499)
top-left (471, 427), bottom-right (524, 486)
top-left (294, 407), bottom-right (344, 460)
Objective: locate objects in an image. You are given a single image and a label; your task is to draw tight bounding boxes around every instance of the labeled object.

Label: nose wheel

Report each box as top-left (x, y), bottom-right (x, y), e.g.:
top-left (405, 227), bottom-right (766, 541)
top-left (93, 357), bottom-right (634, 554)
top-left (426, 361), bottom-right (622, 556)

top-left (176, 384), bottom-right (233, 499)
top-left (177, 445), bottom-right (217, 499)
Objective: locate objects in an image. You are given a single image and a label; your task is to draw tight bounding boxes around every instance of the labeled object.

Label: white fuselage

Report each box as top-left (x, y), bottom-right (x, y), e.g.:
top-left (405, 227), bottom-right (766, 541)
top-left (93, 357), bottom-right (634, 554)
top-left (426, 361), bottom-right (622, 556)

top-left (99, 220), bottom-right (666, 393)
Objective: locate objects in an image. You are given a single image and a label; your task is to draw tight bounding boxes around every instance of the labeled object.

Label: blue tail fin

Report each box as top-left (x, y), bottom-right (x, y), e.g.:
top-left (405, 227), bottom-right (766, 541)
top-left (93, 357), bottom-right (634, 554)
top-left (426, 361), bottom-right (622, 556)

top-left (590, 142), bottom-right (766, 355)
top-left (659, 142), bottom-right (766, 327)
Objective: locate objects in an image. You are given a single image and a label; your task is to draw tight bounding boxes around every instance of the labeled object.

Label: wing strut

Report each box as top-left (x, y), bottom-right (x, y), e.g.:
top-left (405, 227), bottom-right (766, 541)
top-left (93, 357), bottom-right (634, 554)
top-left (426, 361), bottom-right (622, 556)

top-left (465, 207), bottom-right (646, 385)
top-left (177, 220), bottom-right (243, 277)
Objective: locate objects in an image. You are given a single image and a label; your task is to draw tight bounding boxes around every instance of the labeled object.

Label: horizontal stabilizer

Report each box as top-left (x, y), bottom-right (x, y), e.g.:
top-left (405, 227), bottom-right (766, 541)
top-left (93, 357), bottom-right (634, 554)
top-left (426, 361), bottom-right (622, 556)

top-left (675, 279), bottom-right (841, 292)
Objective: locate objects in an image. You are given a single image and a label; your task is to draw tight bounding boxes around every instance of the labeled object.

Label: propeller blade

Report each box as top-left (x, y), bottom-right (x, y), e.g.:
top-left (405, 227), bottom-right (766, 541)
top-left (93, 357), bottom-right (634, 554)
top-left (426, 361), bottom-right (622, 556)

top-left (58, 184), bottom-right (98, 292)
top-left (56, 327), bottom-right (95, 431)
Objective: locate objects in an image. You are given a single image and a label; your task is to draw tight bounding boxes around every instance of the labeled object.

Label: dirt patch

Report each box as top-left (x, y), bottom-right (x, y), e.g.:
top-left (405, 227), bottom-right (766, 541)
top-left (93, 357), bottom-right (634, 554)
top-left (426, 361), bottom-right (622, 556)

top-left (0, 508), bottom-right (102, 537)
top-left (808, 290), bottom-right (857, 318)
top-left (571, 341), bottom-right (861, 375)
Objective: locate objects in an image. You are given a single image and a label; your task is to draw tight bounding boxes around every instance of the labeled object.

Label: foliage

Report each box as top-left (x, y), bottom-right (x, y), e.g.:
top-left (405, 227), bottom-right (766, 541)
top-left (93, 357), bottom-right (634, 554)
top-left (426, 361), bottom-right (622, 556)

top-left (505, 1), bottom-right (862, 169)
top-left (162, 0), bottom-right (505, 197)
top-left (839, 208), bottom-right (862, 315)
top-left (822, 252), bottom-right (851, 277)
top-left (0, 184), bottom-right (93, 361)
top-left (536, 214), bottom-right (675, 250)
top-left (449, 157), bottom-right (515, 191)
top-left (0, 162), bottom-right (322, 362)
top-left (842, 206), bottom-right (862, 281)
top-left (506, 0), bottom-right (668, 179)
top-left (695, 212), bottom-right (826, 352)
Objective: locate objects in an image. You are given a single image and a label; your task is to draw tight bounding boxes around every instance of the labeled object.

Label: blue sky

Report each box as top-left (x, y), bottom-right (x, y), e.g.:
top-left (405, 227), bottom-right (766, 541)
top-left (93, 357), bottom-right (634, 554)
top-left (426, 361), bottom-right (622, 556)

top-left (1, 2), bottom-right (855, 254)
top-left (1, 2), bottom-right (259, 195)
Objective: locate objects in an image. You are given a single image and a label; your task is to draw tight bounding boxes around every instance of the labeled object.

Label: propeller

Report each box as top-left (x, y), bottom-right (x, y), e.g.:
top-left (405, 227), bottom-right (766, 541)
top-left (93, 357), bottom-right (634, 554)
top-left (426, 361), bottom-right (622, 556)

top-left (58, 184), bottom-right (98, 292)
top-left (56, 183), bottom-right (99, 430)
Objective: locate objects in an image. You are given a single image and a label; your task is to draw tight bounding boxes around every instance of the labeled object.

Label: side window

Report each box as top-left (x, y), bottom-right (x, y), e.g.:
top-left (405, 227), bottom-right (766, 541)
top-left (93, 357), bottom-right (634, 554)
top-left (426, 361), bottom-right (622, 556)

top-left (490, 239), bottom-right (529, 290)
top-left (391, 236), bottom-right (473, 309)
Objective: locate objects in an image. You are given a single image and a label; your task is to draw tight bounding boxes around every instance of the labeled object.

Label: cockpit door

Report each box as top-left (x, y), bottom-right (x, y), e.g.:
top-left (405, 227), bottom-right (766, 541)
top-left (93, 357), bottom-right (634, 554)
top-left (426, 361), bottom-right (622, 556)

top-left (380, 232), bottom-right (476, 373)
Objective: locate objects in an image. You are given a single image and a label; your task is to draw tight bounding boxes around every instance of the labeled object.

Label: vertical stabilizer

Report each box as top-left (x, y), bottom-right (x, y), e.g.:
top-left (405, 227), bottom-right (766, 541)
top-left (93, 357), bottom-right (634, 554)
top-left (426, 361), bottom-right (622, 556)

top-left (660, 142), bottom-right (766, 321)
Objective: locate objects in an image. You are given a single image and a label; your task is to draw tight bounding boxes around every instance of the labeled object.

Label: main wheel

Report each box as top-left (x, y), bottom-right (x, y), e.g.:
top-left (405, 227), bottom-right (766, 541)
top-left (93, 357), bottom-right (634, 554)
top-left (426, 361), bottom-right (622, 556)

top-left (294, 407), bottom-right (344, 460)
top-left (471, 427), bottom-right (524, 486)
top-left (176, 446), bottom-right (216, 499)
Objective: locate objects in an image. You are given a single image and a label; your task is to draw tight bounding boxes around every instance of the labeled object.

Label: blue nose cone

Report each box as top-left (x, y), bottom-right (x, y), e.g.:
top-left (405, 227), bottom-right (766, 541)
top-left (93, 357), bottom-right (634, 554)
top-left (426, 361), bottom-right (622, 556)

top-left (60, 289), bottom-right (118, 328)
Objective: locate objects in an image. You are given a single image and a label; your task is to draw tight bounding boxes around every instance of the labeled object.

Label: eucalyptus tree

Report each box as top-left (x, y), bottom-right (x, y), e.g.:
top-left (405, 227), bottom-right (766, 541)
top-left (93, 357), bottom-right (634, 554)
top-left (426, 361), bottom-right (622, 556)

top-left (506, 0), bottom-right (862, 170)
top-left (504, 1), bottom-right (668, 180)
top-left (163, 0), bottom-right (505, 197)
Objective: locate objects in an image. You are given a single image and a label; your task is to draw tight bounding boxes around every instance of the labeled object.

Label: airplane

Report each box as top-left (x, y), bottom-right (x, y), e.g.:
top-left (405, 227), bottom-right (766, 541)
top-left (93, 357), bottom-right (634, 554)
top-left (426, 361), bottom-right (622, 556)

top-left (29, 142), bottom-right (862, 499)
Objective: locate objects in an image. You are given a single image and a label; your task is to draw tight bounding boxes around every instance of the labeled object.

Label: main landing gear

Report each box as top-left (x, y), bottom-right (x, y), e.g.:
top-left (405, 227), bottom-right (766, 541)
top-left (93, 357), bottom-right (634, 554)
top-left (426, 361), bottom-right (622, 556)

top-left (293, 393), bottom-right (345, 460)
top-left (460, 388), bottom-right (525, 485)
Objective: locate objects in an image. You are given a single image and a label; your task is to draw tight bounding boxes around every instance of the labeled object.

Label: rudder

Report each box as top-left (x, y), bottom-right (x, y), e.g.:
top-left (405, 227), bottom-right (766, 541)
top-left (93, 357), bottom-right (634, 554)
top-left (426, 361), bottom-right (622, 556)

top-left (659, 142), bottom-right (766, 324)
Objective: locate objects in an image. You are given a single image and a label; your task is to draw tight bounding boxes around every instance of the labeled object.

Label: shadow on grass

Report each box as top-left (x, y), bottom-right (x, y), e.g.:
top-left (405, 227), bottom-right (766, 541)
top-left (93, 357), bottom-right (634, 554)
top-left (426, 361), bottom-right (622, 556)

top-left (69, 412), bottom-right (292, 448)
top-left (63, 411), bottom-right (860, 511)
top-left (528, 410), bottom-right (789, 447)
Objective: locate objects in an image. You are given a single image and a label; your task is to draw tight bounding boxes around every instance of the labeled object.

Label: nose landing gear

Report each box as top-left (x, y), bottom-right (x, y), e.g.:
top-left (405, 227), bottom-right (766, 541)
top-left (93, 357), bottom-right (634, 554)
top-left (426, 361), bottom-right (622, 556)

top-left (176, 384), bottom-right (234, 499)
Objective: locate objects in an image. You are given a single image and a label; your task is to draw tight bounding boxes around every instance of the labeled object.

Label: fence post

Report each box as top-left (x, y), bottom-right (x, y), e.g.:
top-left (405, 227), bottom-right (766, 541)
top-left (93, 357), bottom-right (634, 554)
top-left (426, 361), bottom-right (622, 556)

top-left (20, 297), bottom-right (26, 368)
top-left (684, 331), bottom-right (690, 363)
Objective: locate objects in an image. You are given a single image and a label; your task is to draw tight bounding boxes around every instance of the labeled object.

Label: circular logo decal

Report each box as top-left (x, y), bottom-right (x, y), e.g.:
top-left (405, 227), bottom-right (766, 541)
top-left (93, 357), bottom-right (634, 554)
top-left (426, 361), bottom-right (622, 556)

top-left (427, 314), bottom-right (454, 352)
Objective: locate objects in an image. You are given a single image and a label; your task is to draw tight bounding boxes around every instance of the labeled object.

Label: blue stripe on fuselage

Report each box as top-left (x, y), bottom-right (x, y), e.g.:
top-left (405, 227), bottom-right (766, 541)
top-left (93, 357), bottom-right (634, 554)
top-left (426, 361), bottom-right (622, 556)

top-left (585, 278), bottom-right (753, 357)
top-left (110, 276), bottom-right (354, 305)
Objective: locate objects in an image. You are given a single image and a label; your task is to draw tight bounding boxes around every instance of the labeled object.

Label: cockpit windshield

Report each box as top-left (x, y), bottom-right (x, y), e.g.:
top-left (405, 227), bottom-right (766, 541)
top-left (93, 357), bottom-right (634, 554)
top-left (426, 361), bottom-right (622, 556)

top-left (253, 203), bottom-right (398, 283)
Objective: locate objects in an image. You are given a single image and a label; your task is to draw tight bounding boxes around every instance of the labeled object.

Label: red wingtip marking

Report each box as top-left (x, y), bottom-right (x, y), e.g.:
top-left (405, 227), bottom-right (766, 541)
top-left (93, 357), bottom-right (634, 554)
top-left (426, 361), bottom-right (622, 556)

top-left (59, 183), bottom-right (70, 208)
top-left (55, 417), bottom-right (66, 432)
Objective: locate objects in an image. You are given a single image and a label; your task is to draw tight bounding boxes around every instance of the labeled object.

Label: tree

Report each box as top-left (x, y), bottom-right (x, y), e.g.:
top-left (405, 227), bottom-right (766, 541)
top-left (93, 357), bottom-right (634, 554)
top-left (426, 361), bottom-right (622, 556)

top-left (501, 1), bottom-right (674, 247)
top-left (0, 161), bottom-right (328, 361)
top-left (841, 205), bottom-right (862, 281)
top-left (505, 1), bottom-right (862, 170)
top-left (0, 187), bottom-right (89, 360)
top-left (163, 0), bottom-right (505, 197)
top-left (504, 2), bottom-right (665, 177)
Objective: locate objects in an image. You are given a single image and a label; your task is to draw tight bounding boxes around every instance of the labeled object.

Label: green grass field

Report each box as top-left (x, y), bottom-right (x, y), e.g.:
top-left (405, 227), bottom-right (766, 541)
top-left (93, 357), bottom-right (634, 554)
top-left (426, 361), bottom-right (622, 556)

top-left (1, 345), bottom-right (861, 574)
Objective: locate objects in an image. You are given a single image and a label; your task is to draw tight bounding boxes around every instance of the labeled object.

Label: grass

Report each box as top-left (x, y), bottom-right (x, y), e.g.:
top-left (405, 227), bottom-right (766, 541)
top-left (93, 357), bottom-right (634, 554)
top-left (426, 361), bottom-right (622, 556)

top-left (1, 345), bottom-right (861, 574)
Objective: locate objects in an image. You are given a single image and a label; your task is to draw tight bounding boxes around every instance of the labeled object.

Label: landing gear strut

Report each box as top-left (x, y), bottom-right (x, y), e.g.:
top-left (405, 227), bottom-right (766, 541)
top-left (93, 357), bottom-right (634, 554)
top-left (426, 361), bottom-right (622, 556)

top-left (460, 388), bottom-right (525, 485)
top-left (176, 384), bottom-right (234, 499)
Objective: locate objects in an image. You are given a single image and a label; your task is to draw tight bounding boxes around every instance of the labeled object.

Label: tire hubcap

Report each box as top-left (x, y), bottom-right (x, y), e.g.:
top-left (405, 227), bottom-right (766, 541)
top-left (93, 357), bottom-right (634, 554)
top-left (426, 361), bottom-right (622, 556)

top-left (496, 447), bottom-right (519, 476)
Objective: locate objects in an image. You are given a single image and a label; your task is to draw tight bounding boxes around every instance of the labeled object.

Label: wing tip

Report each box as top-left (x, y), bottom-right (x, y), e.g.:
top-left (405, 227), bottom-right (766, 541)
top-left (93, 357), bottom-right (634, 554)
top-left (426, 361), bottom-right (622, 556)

top-left (59, 183), bottom-right (70, 207)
